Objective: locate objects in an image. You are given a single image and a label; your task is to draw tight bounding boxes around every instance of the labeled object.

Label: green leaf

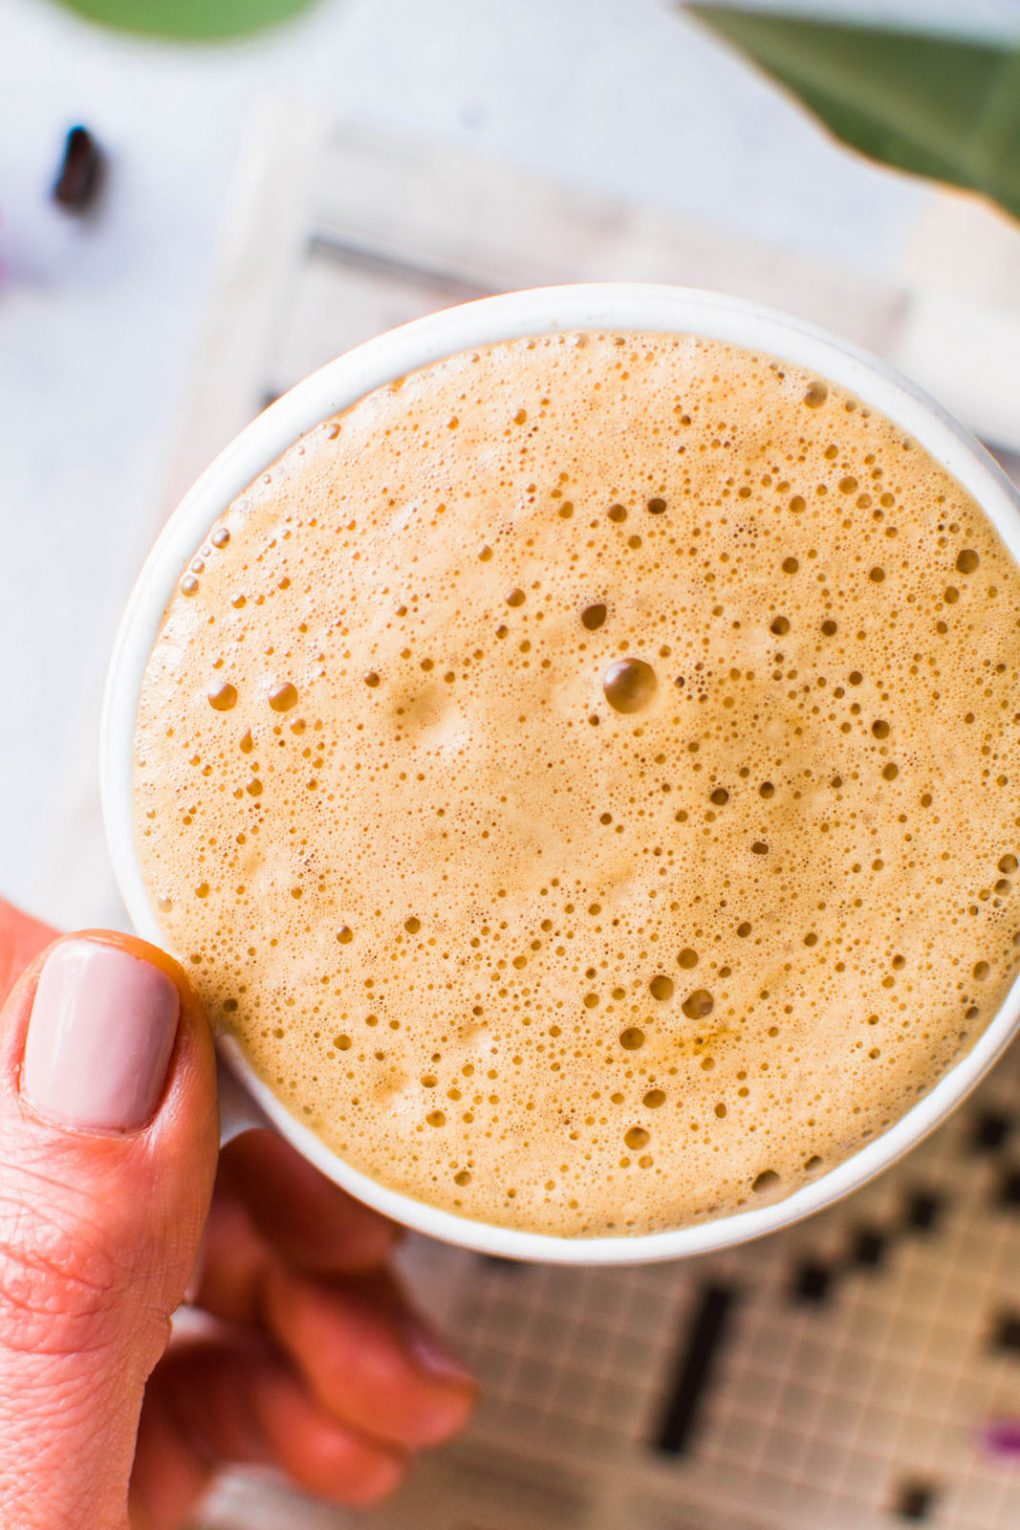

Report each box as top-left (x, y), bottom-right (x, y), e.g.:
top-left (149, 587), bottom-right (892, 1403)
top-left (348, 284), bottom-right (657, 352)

top-left (686, 7), bottom-right (1020, 223)
top-left (56, 0), bottom-right (315, 42)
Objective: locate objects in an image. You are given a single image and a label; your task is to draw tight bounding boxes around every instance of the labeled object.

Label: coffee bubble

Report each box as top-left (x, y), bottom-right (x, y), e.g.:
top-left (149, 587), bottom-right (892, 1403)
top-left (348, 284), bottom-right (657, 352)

top-left (269, 682), bottom-right (298, 712)
top-left (752, 1170), bottom-right (780, 1193)
top-left (603, 658), bottom-right (657, 714)
top-left (682, 990), bottom-right (715, 1020)
top-left (208, 682), bottom-right (238, 712)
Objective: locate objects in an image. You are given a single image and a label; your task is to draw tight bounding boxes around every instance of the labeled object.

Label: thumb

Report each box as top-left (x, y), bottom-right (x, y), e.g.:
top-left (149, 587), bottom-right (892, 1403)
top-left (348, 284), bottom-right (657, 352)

top-left (0, 933), bottom-right (218, 1530)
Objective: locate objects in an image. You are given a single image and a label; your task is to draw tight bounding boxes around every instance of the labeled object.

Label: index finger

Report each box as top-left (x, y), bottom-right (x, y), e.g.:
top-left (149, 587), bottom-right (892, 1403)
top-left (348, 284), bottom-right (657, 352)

top-left (0, 898), bottom-right (58, 1006)
top-left (220, 1128), bottom-right (402, 1275)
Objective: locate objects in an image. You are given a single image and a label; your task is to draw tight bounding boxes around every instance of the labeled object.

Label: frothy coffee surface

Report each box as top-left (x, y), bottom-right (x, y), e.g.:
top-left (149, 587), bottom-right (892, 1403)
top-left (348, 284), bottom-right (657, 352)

top-left (134, 332), bottom-right (1020, 1237)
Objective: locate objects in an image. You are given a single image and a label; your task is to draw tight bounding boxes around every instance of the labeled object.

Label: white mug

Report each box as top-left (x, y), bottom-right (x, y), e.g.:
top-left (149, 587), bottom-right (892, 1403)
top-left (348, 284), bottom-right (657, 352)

top-left (101, 283), bottom-right (1020, 1266)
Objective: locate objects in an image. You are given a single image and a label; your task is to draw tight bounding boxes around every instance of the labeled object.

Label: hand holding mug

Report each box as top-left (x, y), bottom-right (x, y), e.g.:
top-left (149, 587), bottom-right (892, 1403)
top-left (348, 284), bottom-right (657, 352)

top-left (0, 898), bottom-right (474, 1529)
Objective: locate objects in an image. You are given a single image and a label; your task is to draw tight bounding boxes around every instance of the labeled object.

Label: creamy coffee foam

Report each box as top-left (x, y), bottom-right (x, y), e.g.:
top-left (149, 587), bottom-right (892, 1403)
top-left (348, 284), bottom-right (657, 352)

top-left (134, 332), bottom-right (1020, 1237)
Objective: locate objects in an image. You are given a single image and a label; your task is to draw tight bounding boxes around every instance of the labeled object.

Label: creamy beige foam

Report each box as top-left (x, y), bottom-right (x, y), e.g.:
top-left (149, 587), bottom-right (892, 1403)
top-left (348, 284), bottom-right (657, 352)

top-left (134, 332), bottom-right (1020, 1237)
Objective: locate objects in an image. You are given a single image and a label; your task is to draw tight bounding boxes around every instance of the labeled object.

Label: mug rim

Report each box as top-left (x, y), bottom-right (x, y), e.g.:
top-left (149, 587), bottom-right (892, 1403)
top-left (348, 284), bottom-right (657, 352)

top-left (101, 282), bottom-right (1020, 1265)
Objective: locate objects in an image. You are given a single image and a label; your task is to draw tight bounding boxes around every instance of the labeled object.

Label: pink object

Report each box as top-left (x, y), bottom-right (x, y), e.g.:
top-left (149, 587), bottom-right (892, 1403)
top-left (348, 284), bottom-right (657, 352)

top-left (22, 940), bottom-right (178, 1131)
top-left (983, 1421), bottom-right (1020, 1459)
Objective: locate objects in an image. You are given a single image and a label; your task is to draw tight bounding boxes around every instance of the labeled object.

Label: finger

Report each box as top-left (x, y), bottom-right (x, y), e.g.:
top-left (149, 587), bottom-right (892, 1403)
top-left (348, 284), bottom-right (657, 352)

top-left (194, 1134), bottom-right (401, 1325)
top-left (191, 1179), bottom-right (268, 1326)
top-left (0, 897), bottom-right (58, 1005)
top-left (129, 1378), bottom-right (211, 1530)
top-left (264, 1264), bottom-right (477, 1448)
top-left (134, 1334), bottom-right (406, 1521)
top-left (193, 1188), bottom-right (475, 1452)
top-left (0, 931), bottom-right (218, 1530)
top-left (221, 1128), bottom-right (402, 1275)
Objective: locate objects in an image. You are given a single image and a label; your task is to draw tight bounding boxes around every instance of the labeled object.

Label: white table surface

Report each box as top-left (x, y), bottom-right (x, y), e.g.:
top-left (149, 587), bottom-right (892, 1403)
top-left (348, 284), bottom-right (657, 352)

top-left (0, 0), bottom-right (1012, 930)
